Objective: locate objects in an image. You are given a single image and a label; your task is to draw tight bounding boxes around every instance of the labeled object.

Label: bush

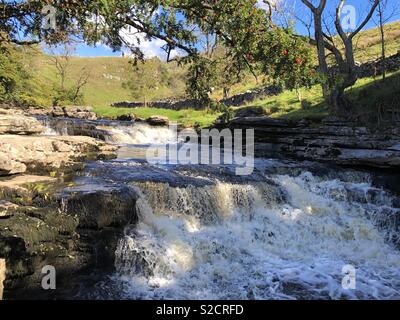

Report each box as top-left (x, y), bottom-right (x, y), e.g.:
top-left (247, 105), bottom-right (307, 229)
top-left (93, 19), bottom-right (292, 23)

top-left (52, 86), bottom-right (84, 106)
top-left (0, 44), bottom-right (25, 102)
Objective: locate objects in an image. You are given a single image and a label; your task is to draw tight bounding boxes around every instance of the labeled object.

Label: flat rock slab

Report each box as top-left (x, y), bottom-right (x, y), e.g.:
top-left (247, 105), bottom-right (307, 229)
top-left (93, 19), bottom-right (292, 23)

top-left (0, 135), bottom-right (118, 176)
top-left (0, 114), bottom-right (44, 135)
top-left (0, 200), bottom-right (19, 219)
top-left (0, 175), bottom-right (56, 191)
top-left (223, 116), bottom-right (400, 169)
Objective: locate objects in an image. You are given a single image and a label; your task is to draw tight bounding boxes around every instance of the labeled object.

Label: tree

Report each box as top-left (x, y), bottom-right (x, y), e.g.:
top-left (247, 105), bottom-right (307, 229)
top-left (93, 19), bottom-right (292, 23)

top-left (0, 43), bottom-right (24, 101)
top-left (374, 0), bottom-right (400, 81)
top-left (0, 42), bottom-right (37, 105)
top-left (299, 0), bottom-right (380, 114)
top-left (49, 42), bottom-right (91, 106)
top-left (124, 62), bottom-right (160, 107)
top-left (1, 1), bottom-right (313, 110)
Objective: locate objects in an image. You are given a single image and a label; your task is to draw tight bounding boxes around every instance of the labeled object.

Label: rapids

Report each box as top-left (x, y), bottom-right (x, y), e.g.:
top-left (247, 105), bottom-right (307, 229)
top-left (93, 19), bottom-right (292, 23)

top-left (42, 118), bottom-right (400, 300)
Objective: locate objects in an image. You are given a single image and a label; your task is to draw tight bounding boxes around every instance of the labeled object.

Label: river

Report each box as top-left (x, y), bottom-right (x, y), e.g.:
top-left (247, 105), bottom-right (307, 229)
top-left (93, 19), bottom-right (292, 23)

top-left (42, 118), bottom-right (400, 300)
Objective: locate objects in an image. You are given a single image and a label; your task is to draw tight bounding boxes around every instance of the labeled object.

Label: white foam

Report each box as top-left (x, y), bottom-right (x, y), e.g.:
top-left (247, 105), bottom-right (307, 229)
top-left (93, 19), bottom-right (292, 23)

top-left (114, 172), bottom-right (400, 300)
top-left (104, 124), bottom-right (178, 145)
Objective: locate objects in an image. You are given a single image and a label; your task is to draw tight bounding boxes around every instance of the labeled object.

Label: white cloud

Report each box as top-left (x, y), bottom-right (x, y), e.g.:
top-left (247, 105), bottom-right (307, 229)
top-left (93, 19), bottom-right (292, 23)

top-left (120, 27), bottom-right (181, 60)
top-left (256, 0), bottom-right (280, 12)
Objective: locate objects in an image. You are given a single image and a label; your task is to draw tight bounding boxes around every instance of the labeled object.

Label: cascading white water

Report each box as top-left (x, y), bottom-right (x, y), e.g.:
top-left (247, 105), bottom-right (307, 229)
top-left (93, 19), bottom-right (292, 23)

top-left (39, 117), bottom-right (179, 145)
top-left (115, 172), bottom-right (400, 300)
top-left (101, 124), bottom-right (178, 145)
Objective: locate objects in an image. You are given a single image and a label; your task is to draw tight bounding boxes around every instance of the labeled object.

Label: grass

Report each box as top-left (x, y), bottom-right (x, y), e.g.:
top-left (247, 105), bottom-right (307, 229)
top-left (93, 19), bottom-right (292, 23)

top-left (23, 49), bottom-right (186, 108)
top-left (353, 21), bottom-right (400, 62)
top-left (93, 70), bottom-right (400, 126)
top-left (93, 105), bottom-right (221, 128)
top-left (244, 70), bottom-right (400, 122)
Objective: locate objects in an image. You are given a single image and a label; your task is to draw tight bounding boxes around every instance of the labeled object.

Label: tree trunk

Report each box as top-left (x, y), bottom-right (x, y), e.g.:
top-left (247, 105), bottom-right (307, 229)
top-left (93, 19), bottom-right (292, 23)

top-left (329, 87), bottom-right (346, 115)
top-left (295, 88), bottom-right (302, 102)
top-left (378, 3), bottom-right (386, 81)
top-left (223, 87), bottom-right (230, 99)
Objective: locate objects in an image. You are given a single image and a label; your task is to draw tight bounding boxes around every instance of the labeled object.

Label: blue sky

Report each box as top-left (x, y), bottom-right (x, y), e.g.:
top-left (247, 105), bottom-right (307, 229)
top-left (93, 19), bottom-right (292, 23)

top-left (75, 0), bottom-right (400, 57)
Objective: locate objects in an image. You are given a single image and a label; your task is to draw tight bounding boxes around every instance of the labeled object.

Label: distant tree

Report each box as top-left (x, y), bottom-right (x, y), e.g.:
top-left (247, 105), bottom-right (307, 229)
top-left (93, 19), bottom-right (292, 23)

top-left (374, 0), bottom-right (400, 81)
top-left (124, 63), bottom-right (160, 107)
top-left (0, 42), bottom-right (34, 104)
top-left (49, 42), bottom-right (91, 106)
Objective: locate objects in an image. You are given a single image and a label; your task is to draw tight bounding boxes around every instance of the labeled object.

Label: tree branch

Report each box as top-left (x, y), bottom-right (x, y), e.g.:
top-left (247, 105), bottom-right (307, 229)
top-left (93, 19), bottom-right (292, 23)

top-left (350, 0), bottom-right (380, 39)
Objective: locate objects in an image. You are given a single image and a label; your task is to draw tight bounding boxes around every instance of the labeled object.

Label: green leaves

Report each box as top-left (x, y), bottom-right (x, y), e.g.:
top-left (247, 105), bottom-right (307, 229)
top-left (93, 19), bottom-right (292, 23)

top-left (0, 44), bottom-right (28, 103)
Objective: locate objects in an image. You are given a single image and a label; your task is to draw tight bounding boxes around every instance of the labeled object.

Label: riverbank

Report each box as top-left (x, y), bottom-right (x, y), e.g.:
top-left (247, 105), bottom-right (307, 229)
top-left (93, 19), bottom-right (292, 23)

top-left (0, 108), bottom-right (133, 299)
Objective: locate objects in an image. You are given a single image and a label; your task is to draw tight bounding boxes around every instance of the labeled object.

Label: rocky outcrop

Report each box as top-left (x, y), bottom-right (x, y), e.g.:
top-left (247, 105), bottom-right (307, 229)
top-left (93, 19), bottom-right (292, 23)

top-left (146, 115), bottom-right (169, 126)
top-left (217, 116), bottom-right (400, 169)
top-left (0, 176), bottom-right (139, 299)
top-left (0, 135), bottom-right (117, 176)
top-left (0, 105), bottom-right (97, 120)
top-left (0, 113), bottom-right (44, 135)
top-left (48, 106), bottom-right (97, 120)
top-left (38, 117), bottom-right (110, 140)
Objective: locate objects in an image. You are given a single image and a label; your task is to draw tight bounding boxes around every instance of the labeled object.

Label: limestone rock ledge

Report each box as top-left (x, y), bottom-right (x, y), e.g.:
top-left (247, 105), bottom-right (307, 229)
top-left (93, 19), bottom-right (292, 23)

top-left (0, 176), bottom-right (139, 299)
top-left (0, 114), bottom-right (44, 135)
top-left (216, 116), bottom-right (400, 169)
top-left (0, 105), bottom-right (97, 120)
top-left (0, 135), bottom-right (118, 176)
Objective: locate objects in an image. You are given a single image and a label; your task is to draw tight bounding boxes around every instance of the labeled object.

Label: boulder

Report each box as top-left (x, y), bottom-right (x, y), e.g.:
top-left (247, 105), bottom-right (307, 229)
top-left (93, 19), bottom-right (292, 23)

top-left (0, 135), bottom-right (118, 176)
top-left (0, 201), bottom-right (19, 219)
top-left (146, 115), bottom-right (169, 126)
top-left (234, 106), bottom-right (268, 118)
top-left (50, 106), bottom-right (97, 120)
top-left (0, 114), bottom-right (44, 135)
top-left (116, 114), bottom-right (136, 121)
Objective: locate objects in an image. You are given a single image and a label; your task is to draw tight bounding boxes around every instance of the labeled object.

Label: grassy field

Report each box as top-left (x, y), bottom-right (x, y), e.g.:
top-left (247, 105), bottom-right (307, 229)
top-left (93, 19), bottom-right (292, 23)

top-left (353, 21), bottom-right (400, 61)
top-left (246, 70), bottom-right (400, 122)
top-left (22, 49), bottom-right (187, 108)
top-left (93, 105), bottom-right (221, 128)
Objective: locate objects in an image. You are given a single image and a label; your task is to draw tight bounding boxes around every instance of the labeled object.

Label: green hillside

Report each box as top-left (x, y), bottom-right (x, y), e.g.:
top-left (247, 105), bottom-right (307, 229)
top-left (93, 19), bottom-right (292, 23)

top-left (21, 48), bottom-right (187, 108)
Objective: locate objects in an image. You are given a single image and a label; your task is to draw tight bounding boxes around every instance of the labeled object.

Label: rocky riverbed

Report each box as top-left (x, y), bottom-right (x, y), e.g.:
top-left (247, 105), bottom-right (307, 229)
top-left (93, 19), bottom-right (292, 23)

top-left (1, 106), bottom-right (400, 300)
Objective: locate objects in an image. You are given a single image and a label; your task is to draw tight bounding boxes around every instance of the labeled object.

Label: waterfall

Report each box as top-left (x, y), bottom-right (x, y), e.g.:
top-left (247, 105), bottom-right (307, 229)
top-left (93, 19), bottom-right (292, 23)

top-left (37, 116), bottom-right (179, 145)
top-left (102, 124), bottom-right (179, 145)
top-left (114, 171), bottom-right (400, 300)
top-left (34, 115), bottom-right (400, 300)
